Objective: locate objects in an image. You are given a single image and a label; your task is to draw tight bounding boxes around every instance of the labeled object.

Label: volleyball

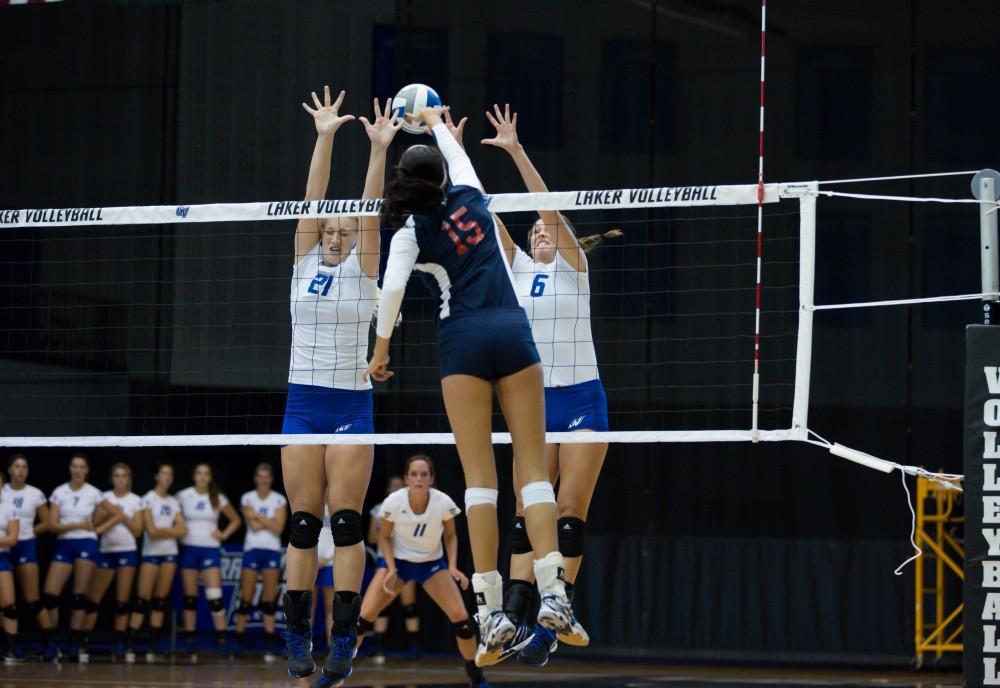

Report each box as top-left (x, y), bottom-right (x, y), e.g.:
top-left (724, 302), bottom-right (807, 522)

top-left (391, 83), bottom-right (442, 134)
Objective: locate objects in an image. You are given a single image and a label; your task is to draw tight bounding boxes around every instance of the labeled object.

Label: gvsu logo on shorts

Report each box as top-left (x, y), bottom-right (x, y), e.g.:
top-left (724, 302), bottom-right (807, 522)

top-left (176, 206), bottom-right (190, 218)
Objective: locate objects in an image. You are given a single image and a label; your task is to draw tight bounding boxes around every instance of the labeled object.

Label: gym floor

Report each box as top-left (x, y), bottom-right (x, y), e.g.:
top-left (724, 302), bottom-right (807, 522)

top-left (0, 657), bottom-right (963, 687)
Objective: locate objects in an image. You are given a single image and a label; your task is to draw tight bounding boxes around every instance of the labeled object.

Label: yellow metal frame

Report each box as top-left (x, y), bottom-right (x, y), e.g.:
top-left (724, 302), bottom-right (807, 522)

top-left (914, 475), bottom-right (964, 668)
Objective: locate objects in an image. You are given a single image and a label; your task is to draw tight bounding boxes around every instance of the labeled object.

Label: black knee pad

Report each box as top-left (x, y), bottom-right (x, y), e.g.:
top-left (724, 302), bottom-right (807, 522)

top-left (84, 599), bottom-right (100, 614)
top-left (236, 600), bottom-right (251, 615)
top-left (330, 510), bottom-right (363, 547)
top-left (27, 600), bottom-right (42, 615)
top-left (454, 618), bottom-right (475, 639)
top-left (289, 511), bottom-right (323, 549)
top-left (557, 517), bottom-right (586, 558)
top-left (183, 596), bottom-right (198, 611)
top-left (260, 601), bottom-right (276, 616)
top-left (71, 594), bottom-right (87, 611)
top-left (403, 603), bottom-right (419, 620)
top-left (510, 516), bottom-right (533, 555)
top-left (209, 597), bottom-right (224, 613)
top-left (2, 604), bottom-right (16, 620)
top-left (114, 600), bottom-right (129, 615)
top-left (132, 597), bottom-right (150, 615)
top-left (150, 597), bottom-right (168, 612)
top-left (503, 579), bottom-right (534, 626)
top-left (42, 594), bottom-right (59, 611)
top-left (358, 617), bottom-right (374, 635)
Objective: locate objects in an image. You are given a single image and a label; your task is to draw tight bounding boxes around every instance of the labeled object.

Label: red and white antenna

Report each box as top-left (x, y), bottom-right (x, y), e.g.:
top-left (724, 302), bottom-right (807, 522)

top-left (751, 0), bottom-right (766, 443)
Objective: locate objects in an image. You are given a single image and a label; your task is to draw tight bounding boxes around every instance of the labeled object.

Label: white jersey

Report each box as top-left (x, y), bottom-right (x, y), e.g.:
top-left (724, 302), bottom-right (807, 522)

top-left (512, 247), bottom-right (599, 387)
top-left (50, 483), bottom-right (102, 540)
top-left (1, 484), bottom-right (46, 542)
top-left (241, 490), bottom-right (287, 552)
top-left (0, 504), bottom-right (16, 553)
top-left (378, 488), bottom-right (460, 563)
top-left (288, 246), bottom-right (378, 390)
top-left (177, 487), bottom-right (229, 548)
top-left (318, 505), bottom-right (335, 564)
top-left (141, 490), bottom-right (181, 556)
top-left (99, 491), bottom-right (142, 553)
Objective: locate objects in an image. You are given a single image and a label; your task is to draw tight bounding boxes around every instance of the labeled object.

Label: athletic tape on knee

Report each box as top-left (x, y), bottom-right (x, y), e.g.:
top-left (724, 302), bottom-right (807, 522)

top-left (510, 516), bottom-right (533, 554)
top-left (205, 587), bottom-right (223, 613)
top-left (454, 618), bottom-right (475, 639)
top-left (2, 604), bottom-right (16, 620)
top-left (520, 481), bottom-right (556, 508)
top-left (42, 594), bottom-right (59, 611)
top-left (132, 597), bottom-right (150, 615)
top-left (183, 595), bottom-right (198, 611)
top-left (557, 516), bottom-right (586, 558)
top-left (71, 594), bottom-right (87, 611)
top-left (289, 511), bottom-right (323, 549)
top-left (464, 487), bottom-right (498, 510)
top-left (330, 510), bottom-right (363, 547)
top-left (150, 596), bottom-right (167, 612)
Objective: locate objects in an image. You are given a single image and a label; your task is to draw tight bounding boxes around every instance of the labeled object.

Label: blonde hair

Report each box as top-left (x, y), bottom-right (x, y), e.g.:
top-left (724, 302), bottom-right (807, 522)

top-left (110, 462), bottom-right (133, 490)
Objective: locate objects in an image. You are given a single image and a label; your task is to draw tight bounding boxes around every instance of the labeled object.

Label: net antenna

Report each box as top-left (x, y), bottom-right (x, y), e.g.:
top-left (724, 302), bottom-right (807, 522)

top-left (973, 169), bottom-right (1000, 325)
top-left (751, 0), bottom-right (767, 443)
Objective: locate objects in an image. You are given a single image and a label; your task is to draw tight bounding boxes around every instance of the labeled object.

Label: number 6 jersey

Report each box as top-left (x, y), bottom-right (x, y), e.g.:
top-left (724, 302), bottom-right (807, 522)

top-left (378, 487), bottom-right (461, 563)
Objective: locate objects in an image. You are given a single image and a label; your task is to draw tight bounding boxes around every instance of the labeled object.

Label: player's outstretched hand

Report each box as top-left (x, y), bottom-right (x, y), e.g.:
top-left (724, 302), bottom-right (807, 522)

top-left (359, 98), bottom-right (403, 150)
top-left (365, 350), bottom-right (394, 383)
top-left (482, 103), bottom-right (520, 152)
top-left (406, 105), bottom-right (448, 129)
top-left (302, 85), bottom-right (355, 137)
top-left (437, 110), bottom-right (468, 148)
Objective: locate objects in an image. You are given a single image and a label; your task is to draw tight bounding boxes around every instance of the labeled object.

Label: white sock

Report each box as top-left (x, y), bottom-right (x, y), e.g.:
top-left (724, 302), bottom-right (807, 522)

top-left (533, 551), bottom-right (567, 598)
top-left (471, 570), bottom-right (504, 617)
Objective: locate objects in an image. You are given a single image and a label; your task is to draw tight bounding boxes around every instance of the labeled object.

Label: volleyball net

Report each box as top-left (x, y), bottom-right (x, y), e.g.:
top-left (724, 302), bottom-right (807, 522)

top-left (0, 173), bottom-right (992, 489)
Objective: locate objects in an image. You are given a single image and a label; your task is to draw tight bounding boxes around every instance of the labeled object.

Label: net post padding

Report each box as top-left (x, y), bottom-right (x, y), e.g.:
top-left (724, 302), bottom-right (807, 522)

top-left (790, 184), bottom-right (818, 441)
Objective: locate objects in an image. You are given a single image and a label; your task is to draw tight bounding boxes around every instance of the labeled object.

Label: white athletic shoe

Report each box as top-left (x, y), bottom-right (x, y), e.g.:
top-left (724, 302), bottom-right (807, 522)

top-left (77, 651), bottom-right (90, 665)
top-left (534, 552), bottom-right (573, 636)
top-left (263, 651), bottom-right (278, 664)
top-left (124, 650), bottom-right (136, 664)
top-left (557, 612), bottom-right (591, 647)
top-left (474, 610), bottom-right (515, 667)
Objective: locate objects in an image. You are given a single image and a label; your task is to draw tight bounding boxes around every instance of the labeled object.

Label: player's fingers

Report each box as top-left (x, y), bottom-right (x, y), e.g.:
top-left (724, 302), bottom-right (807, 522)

top-left (311, 91), bottom-right (322, 109)
top-left (332, 89), bottom-right (346, 111)
top-left (323, 84), bottom-right (331, 107)
top-left (383, 98), bottom-right (393, 119)
top-left (504, 102), bottom-right (511, 121)
top-left (493, 103), bottom-right (503, 121)
top-left (302, 102), bottom-right (316, 115)
top-left (512, 112), bottom-right (518, 128)
top-left (358, 117), bottom-right (371, 128)
top-left (484, 110), bottom-right (501, 129)
top-left (458, 116), bottom-right (468, 130)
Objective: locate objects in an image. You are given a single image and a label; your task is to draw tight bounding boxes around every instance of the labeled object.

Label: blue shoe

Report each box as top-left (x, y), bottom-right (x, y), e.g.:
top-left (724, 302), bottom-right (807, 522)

top-left (518, 624), bottom-right (557, 668)
top-left (282, 627), bottom-right (315, 678)
top-left (319, 629), bottom-right (356, 686)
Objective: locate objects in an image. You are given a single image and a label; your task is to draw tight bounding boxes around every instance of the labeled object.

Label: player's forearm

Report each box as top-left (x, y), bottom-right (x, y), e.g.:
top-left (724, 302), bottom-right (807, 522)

top-left (432, 123), bottom-right (482, 190)
top-left (508, 145), bottom-right (562, 231)
top-left (445, 534), bottom-right (458, 569)
top-left (380, 536), bottom-right (396, 569)
top-left (304, 132), bottom-right (335, 201)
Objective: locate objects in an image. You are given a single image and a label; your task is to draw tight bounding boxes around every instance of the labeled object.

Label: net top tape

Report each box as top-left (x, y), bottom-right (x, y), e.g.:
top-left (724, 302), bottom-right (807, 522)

top-left (0, 183), bottom-right (790, 228)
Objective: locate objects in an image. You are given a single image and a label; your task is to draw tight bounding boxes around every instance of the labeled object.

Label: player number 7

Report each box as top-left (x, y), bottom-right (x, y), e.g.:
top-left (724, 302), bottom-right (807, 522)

top-left (441, 206), bottom-right (485, 256)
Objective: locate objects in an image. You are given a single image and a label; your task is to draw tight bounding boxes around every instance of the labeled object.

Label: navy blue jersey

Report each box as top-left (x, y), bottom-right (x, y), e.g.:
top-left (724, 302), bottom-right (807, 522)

top-left (377, 124), bottom-right (522, 338)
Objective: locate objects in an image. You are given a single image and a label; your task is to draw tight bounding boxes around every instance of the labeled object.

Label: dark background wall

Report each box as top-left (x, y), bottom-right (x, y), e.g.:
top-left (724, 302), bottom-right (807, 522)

top-left (1, 0), bottom-right (997, 664)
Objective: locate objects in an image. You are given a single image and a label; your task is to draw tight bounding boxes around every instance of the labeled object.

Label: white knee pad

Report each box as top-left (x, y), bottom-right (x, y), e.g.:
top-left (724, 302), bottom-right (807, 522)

top-left (204, 587), bottom-right (223, 601)
top-left (465, 487), bottom-right (498, 510)
top-left (521, 481), bottom-right (556, 508)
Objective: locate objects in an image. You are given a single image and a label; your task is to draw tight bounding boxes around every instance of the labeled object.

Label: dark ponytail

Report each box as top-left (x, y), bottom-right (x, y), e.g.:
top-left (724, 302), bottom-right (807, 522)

top-left (380, 169), bottom-right (444, 228)
top-left (578, 228), bottom-right (623, 253)
top-left (380, 144), bottom-right (448, 228)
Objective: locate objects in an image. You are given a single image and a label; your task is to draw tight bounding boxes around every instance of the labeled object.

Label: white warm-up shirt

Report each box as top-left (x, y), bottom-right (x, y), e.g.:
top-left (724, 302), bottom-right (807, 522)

top-left (141, 490), bottom-right (182, 556)
top-left (177, 487), bottom-right (229, 548)
top-left (378, 488), bottom-right (461, 563)
top-left (1, 484), bottom-right (46, 542)
top-left (99, 491), bottom-right (142, 553)
top-left (50, 483), bottom-right (102, 540)
top-left (241, 490), bottom-right (287, 552)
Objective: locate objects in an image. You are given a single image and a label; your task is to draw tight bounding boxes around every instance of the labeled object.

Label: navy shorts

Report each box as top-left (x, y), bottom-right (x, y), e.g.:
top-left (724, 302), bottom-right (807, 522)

top-left (242, 548), bottom-right (281, 571)
top-left (53, 538), bottom-right (98, 564)
top-left (545, 379), bottom-right (609, 433)
top-left (0, 552), bottom-right (11, 573)
top-left (438, 308), bottom-right (540, 381)
top-left (141, 553), bottom-right (177, 566)
top-left (98, 551), bottom-right (138, 570)
top-left (282, 384), bottom-right (374, 434)
top-left (11, 539), bottom-right (37, 566)
top-left (180, 545), bottom-right (221, 571)
top-left (377, 556), bottom-right (448, 585)
top-left (316, 565), bottom-right (333, 589)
